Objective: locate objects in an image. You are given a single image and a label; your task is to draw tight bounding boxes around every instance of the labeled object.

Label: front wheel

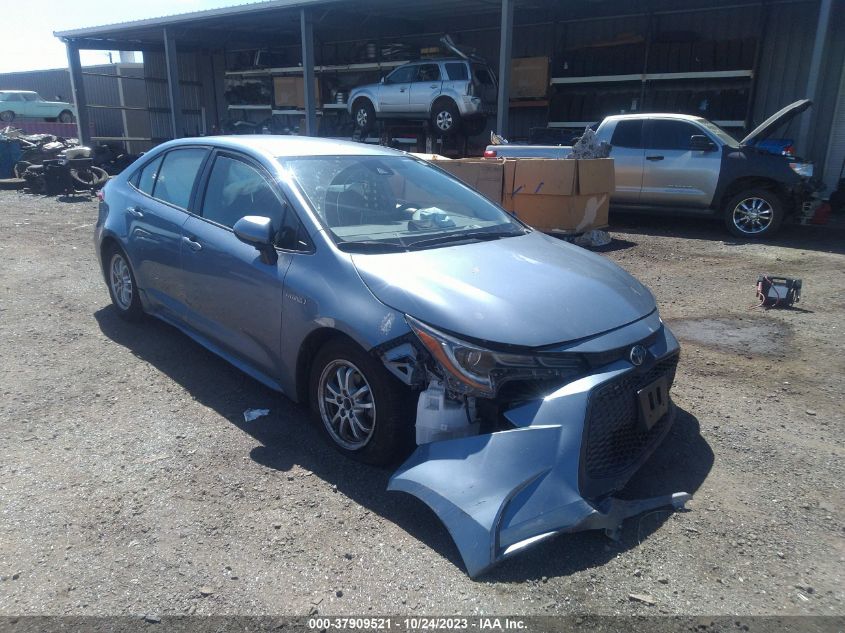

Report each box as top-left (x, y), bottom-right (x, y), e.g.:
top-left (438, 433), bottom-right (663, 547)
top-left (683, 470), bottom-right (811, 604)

top-left (0, 111), bottom-right (14, 123)
top-left (723, 188), bottom-right (784, 238)
top-left (310, 339), bottom-right (413, 465)
top-left (352, 99), bottom-right (375, 133)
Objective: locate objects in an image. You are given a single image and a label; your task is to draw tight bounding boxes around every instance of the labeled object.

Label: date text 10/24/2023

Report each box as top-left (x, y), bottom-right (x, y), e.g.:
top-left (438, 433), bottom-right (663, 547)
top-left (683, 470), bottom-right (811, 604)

top-left (307, 617), bottom-right (528, 630)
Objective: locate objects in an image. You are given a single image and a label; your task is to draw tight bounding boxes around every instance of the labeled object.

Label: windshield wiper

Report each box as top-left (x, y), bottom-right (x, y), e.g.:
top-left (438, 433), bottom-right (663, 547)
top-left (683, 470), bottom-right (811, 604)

top-left (336, 240), bottom-right (409, 253)
top-left (408, 229), bottom-right (526, 250)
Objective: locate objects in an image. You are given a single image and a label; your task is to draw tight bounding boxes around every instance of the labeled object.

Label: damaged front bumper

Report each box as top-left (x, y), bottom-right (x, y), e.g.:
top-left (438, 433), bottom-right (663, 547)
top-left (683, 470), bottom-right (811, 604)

top-left (388, 318), bottom-right (690, 578)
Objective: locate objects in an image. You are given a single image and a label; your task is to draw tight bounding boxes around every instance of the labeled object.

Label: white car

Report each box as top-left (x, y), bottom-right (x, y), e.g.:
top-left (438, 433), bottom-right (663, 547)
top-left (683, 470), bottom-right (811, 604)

top-left (0, 90), bottom-right (77, 123)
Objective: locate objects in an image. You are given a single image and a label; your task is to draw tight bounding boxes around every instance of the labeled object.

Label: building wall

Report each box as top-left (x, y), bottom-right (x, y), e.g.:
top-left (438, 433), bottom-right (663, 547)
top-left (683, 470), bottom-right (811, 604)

top-left (0, 63), bottom-right (149, 147)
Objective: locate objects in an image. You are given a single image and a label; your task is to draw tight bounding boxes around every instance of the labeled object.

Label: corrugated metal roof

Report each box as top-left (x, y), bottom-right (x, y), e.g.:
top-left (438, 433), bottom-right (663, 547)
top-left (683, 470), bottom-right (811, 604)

top-left (54, 0), bottom-right (340, 39)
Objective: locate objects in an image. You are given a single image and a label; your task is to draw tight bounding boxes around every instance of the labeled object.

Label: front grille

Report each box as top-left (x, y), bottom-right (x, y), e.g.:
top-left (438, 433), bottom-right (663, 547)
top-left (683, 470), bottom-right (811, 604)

top-left (581, 354), bottom-right (679, 497)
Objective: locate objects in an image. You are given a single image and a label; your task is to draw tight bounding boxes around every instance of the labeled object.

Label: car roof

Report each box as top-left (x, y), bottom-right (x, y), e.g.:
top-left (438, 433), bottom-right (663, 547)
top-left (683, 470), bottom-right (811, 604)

top-left (604, 113), bottom-right (706, 123)
top-left (164, 135), bottom-right (405, 158)
top-left (399, 58), bottom-right (485, 65)
top-left (0, 90), bottom-right (37, 94)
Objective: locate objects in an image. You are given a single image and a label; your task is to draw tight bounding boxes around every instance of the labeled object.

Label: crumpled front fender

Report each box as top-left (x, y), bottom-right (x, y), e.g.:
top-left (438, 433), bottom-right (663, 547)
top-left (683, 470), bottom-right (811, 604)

top-left (388, 333), bottom-right (689, 578)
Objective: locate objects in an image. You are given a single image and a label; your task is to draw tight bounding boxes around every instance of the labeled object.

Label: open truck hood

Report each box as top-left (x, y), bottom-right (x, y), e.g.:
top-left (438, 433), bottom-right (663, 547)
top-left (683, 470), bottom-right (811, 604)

top-left (740, 99), bottom-right (812, 146)
top-left (351, 231), bottom-right (656, 348)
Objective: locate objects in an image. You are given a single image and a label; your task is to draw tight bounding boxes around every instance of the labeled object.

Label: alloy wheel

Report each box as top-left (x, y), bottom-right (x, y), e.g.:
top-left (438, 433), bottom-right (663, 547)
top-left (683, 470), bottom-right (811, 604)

top-left (318, 360), bottom-right (376, 450)
top-left (435, 110), bottom-right (453, 131)
top-left (732, 197), bottom-right (774, 235)
top-left (356, 108), bottom-right (368, 128)
top-left (109, 252), bottom-right (133, 310)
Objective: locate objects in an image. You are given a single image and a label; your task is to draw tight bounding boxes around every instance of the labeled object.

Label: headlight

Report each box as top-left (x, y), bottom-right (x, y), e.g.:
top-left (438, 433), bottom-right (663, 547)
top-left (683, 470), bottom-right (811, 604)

top-left (789, 162), bottom-right (813, 178)
top-left (406, 315), bottom-right (584, 397)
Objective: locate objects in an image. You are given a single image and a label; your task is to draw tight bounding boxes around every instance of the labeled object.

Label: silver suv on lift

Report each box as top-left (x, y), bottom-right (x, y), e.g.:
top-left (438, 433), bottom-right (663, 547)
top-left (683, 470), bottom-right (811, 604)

top-left (348, 40), bottom-right (497, 137)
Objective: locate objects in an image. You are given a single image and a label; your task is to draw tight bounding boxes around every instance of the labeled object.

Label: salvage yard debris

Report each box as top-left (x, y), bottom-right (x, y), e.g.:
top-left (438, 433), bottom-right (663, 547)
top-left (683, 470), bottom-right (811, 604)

top-left (0, 126), bottom-right (135, 196)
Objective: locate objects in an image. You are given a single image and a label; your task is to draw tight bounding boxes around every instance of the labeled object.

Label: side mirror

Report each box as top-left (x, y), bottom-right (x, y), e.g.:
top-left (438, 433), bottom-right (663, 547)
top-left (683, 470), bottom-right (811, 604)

top-left (233, 215), bottom-right (278, 264)
top-left (690, 135), bottom-right (717, 152)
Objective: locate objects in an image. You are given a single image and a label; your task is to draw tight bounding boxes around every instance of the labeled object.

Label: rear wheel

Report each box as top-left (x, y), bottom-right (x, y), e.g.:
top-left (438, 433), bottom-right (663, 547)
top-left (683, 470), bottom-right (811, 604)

top-left (105, 245), bottom-right (144, 321)
top-left (310, 339), bottom-right (414, 465)
top-left (58, 110), bottom-right (75, 123)
top-left (430, 100), bottom-right (461, 136)
top-left (723, 188), bottom-right (784, 238)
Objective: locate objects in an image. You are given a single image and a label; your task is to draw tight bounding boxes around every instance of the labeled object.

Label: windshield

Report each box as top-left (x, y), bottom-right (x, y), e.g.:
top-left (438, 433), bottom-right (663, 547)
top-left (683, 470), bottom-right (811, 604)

top-left (281, 155), bottom-right (525, 251)
top-left (698, 119), bottom-right (740, 148)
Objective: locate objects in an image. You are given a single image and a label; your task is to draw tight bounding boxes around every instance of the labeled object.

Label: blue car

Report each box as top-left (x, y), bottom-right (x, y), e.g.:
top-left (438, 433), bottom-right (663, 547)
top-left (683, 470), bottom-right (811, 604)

top-left (95, 136), bottom-right (687, 577)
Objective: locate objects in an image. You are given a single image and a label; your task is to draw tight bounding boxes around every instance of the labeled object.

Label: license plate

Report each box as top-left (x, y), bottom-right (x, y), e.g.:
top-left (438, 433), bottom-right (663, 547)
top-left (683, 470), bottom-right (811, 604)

top-left (637, 376), bottom-right (669, 431)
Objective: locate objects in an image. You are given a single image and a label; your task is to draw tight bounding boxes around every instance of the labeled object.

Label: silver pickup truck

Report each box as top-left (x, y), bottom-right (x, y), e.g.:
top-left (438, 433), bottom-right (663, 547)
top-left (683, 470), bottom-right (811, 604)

top-left (485, 100), bottom-right (818, 238)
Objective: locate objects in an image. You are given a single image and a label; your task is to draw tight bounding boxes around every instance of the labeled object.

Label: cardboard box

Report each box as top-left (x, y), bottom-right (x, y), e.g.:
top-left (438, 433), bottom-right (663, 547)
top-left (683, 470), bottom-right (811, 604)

top-left (273, 76), bottom-right (321, 108)
top-left (429, 158), bottom-right (505, 204)
top-left (419, 155), bottom-right (613, 233)
top-left (576, 158), bottom-right (615, 195)
top-left (510, 193), bottom-right (609, 233)
top-left (510, 57), bottom-right (549, 99)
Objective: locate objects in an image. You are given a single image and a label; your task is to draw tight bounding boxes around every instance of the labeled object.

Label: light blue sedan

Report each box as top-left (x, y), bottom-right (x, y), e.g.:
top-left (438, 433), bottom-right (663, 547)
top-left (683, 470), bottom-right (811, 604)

top-left (95, 136), bottom-right (686, 577)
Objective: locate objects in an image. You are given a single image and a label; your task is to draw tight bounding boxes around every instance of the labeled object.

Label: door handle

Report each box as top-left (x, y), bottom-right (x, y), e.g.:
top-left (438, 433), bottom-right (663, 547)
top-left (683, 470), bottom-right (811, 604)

top-left (182, 236), bottom-right (202, 252)
top-left (126, 206), bottom-right (144, 218)
top-left (429, 84), bottom-right (439, 88)
top-left (646, 155), bottom-right (665, 161)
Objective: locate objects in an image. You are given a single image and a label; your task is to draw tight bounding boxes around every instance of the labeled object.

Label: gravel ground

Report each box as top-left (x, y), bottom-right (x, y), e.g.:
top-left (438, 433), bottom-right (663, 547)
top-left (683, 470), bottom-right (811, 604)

top-left (0, 190), bottom-right (842, 617)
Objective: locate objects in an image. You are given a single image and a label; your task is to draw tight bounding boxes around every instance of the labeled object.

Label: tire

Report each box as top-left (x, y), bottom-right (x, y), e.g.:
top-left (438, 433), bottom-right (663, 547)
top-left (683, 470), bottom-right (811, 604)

top-left (310, 338), bottom-right (414, 465)
top-left (104, 245), bottom-right (144, 321)
top-left (13, 161), bottom-right (31, 178)
top-left (352, 99), bottom-right (375, 133)
top-left (430, 100), bottom-right (461, 136)
top-left (58, 110), bottom-right (75, 123)
top-left (0, 110), bottom-right (14, 123)
top-left (70, 166), bottom-right (108, 189)
top-left (723, 188), bottom-right (784, 238)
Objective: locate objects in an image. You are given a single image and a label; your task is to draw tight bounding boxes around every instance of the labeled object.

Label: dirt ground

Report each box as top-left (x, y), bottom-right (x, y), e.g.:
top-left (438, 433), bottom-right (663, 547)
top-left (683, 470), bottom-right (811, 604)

top-left (0, 190), bottom-right (842, 618)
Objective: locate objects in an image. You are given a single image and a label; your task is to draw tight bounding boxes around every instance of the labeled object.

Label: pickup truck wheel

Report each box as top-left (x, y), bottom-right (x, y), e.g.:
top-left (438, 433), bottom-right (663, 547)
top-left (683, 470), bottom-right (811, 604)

top-left (724, 188), bottom-right (784, 238)
top-left (352, 99), bottom-right (375, 133)
top-left (431, 101), bottom-right (461, 136)
top-left (58, 110), bottom-right (75, 123)
top-left (310, 339), bottom-right (414, 466)
top-left (0, 111), bottom-right (14, 123)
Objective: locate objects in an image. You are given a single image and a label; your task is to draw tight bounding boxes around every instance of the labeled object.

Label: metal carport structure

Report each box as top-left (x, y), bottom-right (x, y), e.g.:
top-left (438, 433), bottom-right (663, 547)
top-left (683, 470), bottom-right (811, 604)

top-left (54, 0), bottom-right (843, 190)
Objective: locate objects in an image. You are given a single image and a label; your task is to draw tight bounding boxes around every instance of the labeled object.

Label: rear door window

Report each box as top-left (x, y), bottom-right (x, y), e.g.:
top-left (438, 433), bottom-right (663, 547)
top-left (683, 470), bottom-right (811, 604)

top-left (444, 63), bottom-right (468, 81)
top-left (152, 148), bottom-right (208, 209)
top-left (647, 120), bottom-right (701, 151)
top-left (611, 120), bottom-right (644, 148)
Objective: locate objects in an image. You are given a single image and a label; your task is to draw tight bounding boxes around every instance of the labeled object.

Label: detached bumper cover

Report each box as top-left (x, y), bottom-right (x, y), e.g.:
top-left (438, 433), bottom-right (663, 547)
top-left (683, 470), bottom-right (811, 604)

top-left (388, 322), bottom-right (689, 578)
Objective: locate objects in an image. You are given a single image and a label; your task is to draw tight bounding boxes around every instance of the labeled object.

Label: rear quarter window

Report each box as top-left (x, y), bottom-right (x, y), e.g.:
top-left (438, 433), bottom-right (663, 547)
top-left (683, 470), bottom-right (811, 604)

top-left (444, 62), bottom-right (469, 81)
top-left (133, 155), bottom-right (164, 195)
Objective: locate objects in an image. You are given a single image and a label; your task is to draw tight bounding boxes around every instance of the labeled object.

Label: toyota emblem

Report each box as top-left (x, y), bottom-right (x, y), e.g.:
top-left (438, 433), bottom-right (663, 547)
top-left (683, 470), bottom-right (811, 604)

top-left (629, 345), bottom-right (647, 366)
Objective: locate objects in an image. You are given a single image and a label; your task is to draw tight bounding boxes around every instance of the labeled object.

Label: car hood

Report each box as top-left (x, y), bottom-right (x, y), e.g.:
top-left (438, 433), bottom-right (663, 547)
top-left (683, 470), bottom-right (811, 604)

top-left (350, 231), bottom-right (656, 348)
top-left (740, 99), bottom-right (812, 146)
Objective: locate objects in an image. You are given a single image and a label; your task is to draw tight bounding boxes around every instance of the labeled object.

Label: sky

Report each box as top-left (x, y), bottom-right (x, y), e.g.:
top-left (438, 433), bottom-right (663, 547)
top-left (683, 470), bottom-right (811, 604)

top-left (0, 0), bottom-right (259, 73)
